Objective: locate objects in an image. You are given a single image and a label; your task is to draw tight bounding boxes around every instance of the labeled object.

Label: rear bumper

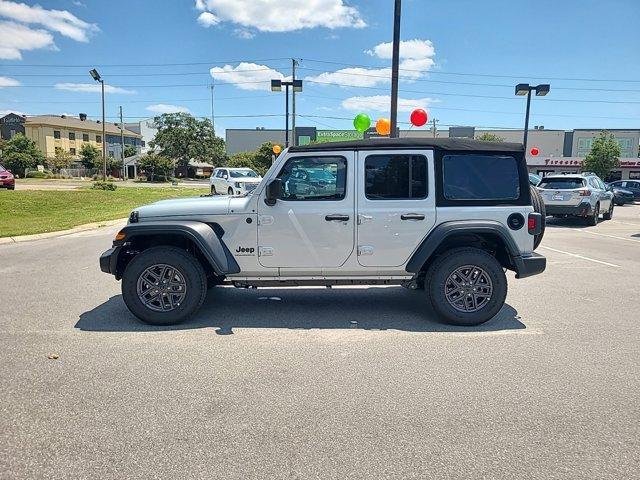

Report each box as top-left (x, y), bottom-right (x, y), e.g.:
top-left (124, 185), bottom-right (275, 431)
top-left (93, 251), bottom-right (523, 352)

top-left (100, 246), bottom-right (121, 276)
top-left (545, 202), bottom-right (592, 217)
top-left (513, 252), bottom-right (546, 279)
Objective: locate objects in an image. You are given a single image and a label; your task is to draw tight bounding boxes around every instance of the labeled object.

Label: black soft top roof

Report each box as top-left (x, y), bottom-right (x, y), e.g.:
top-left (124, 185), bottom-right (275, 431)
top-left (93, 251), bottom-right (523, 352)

top-left (288, 137), bottom-right (523, 153)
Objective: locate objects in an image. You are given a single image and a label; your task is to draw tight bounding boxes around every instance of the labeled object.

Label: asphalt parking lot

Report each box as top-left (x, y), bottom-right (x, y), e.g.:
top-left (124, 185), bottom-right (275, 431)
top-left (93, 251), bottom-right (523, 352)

top-left (1, 204), bottom-right (639, 479)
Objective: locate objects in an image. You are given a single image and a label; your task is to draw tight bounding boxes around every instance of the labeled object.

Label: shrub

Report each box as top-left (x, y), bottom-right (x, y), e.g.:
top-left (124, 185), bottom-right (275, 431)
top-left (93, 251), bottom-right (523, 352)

top-left (91, 181), bottom-right (117, 191)
top-left (26, 170), bottom-right (50, 178)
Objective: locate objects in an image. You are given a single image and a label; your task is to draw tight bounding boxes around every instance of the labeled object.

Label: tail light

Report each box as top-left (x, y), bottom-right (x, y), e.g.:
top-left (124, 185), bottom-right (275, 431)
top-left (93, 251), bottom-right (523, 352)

top-left (528, 213), bottom-right (542, 235)
top-left (578, 189), bottom-right (591, 196)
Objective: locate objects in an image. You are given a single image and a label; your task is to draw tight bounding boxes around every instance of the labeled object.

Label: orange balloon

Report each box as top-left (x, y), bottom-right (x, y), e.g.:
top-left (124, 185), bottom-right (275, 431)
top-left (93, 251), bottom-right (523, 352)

top-left (272, 144), bottom-right (282, 154)
top-left (376, 118), bottom-right (391, 136)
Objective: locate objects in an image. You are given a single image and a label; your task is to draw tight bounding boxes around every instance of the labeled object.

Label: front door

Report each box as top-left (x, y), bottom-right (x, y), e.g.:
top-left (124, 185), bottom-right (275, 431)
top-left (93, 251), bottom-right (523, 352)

top-left (257, 152), bottom-right (355, 269)
top-left (356, 149), bottom-right (436, 267)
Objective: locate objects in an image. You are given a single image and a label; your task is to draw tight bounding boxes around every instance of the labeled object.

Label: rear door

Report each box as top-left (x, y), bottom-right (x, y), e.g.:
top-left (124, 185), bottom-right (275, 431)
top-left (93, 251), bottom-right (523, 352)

top-left (356, 149), bottom-right (436, 267)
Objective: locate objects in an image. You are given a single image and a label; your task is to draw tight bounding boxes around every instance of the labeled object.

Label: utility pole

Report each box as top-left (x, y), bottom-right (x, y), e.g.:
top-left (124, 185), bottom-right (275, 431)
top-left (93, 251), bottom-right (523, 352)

top-left (285, 83), bottom-right (289, 147)
top-left (100, 80), bottom-right (106, 179)
top-left (389, 0), bottom-right (402, 138)
top-left (119, 105), bottom-right (125, 180)
top-left (431, 118), bottom-right (439, 138)
top-left (291, 58), bottom-right (298, 146)
top-left (210, 82), bottom-right (215, 135)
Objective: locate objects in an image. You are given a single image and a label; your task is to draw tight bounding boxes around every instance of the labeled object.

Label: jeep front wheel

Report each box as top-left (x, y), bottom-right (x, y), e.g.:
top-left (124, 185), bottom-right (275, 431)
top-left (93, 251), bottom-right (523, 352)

top-left (121, 246), bottom-right (207, 326)
top-left (426, 247), bottom-right (507, 326)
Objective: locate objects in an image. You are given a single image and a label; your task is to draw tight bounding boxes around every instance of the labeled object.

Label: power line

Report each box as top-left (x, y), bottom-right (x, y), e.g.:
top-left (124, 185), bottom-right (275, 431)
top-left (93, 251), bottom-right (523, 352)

top-left (1, 94), bottom-right (274, 104)
top-left (5, 67), bottom-right (282, 78)
top-left (0, 58), bottom-right (290, 68)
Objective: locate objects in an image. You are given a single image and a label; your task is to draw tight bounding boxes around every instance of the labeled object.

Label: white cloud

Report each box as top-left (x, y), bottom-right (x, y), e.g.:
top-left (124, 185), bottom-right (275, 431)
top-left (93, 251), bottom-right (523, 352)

top-left (197, 11), bottom-right (219, 27)
top-left (146, 104), bottom-right (190, 114)
top-left (233, 28), bottom-right (255, 39)
top-left (0, 109), bottom-right (25, 116)
top-left (306, 67), bottom-right (391, 87)
top-left (0, 0), bottom-right (98, 42)
top-left (0, 76), bottom-right (20, 87)
top-left (365, 39), bottom-right (435, 60)
top-left (0, 21), bottom-right (55, 59)
top-left (72, 1), bottom-right (86, 7)
top-left (341, 95), bottom-right (436, 113)
top-left (55, 83), bottom-right (136, 94)
top-left (194, 0), bottom-right (365, 32)
top-left (210, 62), bottom-right (285, 91)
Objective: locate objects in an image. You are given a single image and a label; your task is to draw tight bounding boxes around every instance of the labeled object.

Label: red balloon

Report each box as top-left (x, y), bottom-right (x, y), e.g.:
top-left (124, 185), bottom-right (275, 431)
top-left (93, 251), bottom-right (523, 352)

top-left (530, 147), bottom-right (539, 156)
top-left (410, 108), bottom-right (428, 127)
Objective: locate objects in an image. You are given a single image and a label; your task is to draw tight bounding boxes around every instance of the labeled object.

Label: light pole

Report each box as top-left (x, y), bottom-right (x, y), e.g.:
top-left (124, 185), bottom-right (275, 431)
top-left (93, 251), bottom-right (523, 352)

top-left (271, 78), bottom-right (303, 148)
top-left (90, 68), bottom-right (107, 180)
top-left (389, 0), bottom-right (402, 138)
top-left (515, 83), bottom-right (550, 150)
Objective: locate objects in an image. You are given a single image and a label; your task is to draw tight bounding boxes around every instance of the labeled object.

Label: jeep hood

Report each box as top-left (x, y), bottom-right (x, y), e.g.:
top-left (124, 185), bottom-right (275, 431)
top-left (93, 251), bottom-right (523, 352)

top-left (135, 195), bottom-right (231, 219)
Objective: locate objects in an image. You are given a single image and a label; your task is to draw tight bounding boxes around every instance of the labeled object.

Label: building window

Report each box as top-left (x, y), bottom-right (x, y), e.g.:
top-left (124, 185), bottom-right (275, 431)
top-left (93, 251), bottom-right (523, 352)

top-left (630, 171), bottom-right (640, 180)
top-left (69, 132), bottom-right (76, 141)
top-left (83, 133), bottom-right (89, 142)
top-left (96, 135), bottom-right (102, 143)
top-left (54, 130), bottom-right (61, 139)
top-left (536, 169), bottom-right (555, 177)
top-left (70, 148), bottom-right (76, 155)
top-left (9, 129), bottom-right (16, 138)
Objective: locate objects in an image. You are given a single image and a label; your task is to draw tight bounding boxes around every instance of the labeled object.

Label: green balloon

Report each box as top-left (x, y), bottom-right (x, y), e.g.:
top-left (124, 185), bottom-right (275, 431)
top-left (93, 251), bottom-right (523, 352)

top-left (353, 113), bottom-right (371, 133)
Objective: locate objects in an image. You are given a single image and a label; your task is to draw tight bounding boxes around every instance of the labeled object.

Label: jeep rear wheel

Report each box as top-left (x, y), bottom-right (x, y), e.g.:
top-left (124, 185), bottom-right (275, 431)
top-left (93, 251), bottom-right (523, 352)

top-left (122, 246), bottom-right (207, 326)
top-left (425, 247), bottom-right (507, 326)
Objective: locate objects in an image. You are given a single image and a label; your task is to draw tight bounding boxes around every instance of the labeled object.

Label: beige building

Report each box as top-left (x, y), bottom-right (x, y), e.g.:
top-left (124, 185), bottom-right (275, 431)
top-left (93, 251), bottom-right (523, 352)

top-left (24, 114), bottom-right (142, 159)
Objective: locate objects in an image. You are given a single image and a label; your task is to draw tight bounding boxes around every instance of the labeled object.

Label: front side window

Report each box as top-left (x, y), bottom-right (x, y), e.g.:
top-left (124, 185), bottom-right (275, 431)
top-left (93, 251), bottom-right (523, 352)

top-left (365, 154), bottom-right (427, 200)
top-left (443, 154), bottom-right (520, 201)
top-left (277, 156), bottom-right (346, 201)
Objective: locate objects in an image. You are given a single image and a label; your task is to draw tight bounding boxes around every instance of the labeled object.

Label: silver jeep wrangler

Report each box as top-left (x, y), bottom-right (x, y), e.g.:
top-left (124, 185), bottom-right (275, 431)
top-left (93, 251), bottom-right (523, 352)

top-left (100, 138), bottom-right (546, 327)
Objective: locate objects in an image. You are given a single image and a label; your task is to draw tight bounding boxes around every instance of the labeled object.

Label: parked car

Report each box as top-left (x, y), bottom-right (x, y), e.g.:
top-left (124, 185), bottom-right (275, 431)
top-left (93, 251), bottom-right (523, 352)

top-left (608, 185), bottom-right (634, 206)
top-left (0, 164), bottom-right (15, 190)
top-left (210, 167), bottom-right (262, 196)
top-left (100, 138), bottom-right (546, 328)
top-left (537, 173), bottom-right (614, 225)
top-left (607, 180), bottom-right (640, 201)
top-left (529, 173), bottom-right (541, 186)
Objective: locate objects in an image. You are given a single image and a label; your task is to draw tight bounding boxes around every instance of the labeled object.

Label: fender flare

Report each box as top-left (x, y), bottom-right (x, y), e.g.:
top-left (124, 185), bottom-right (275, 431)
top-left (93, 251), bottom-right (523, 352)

top-left (405, 220), bottom-right (520, 274)
top-left (116, 220), bottom-right (240, 275)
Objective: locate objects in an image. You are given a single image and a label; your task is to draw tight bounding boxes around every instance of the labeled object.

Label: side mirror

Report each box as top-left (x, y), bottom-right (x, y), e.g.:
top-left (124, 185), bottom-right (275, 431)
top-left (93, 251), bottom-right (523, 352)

top-left (264, 178), bottom-right (282, 206)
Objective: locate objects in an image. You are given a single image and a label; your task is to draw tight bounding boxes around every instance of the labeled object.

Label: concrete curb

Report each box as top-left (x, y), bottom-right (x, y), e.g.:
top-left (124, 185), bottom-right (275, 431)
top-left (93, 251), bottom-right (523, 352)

top-left (0, 218), bottom-right (127, 245)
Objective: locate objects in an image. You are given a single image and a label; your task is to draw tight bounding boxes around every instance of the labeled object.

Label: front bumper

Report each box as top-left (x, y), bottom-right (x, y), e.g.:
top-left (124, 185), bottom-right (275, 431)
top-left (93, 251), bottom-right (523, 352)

top-left (100, 246), bottom-right (121, 276)
top-left (513, 252), bottom-right (546, 279)
top-left (545, 202), bottom-right (592, 217)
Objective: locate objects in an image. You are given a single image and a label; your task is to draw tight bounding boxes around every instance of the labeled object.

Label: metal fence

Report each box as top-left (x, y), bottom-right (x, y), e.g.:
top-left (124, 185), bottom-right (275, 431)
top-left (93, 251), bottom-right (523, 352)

top-left (25, 167), bottom-right (99, 178)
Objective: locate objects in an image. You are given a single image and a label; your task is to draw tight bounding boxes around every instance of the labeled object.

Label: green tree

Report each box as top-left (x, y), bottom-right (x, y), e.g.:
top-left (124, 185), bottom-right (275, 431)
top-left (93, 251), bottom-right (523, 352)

top-left (227, 152), bottom-right (259, 171)
top-left (150, 113), bottom-right (225, 167)
top-left (1, 133), bottom-right (44, 176)
top-left (138, 153), bottom-right (175, 182)
top-left (47, 147), bottom-right (73, 173)
top-left (253, 142), bottom-right (277, 175)
top-left (79, 143), bottom-right (101, 169)
top-left (124, 145), bottom-right (137, 158)
top-left (582, 131), bottom-right (621, 180)
top-left (476, 132), bottom-right (505, 142)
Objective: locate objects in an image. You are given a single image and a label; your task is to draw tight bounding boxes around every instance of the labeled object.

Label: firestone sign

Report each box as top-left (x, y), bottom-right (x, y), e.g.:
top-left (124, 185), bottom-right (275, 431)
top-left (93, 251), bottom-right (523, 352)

top-left (543, 158), bottom-right (640, 167)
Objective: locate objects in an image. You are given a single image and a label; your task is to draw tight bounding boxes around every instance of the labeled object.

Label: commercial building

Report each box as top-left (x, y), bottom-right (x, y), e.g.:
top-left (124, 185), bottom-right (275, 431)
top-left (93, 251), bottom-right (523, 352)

top-left (226, 126), bottom-right (640, 180)
top-left (124, 118), bottom-right (158, 154)
top-left (0, 113), bottom-right (26, 140)
top-left (23, 114), bottom-right (142, 160)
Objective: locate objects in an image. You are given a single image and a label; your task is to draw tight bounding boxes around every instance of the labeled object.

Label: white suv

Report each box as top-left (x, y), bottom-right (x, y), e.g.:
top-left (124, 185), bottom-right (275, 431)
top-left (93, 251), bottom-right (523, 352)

top-left (210, 167), bottom-right (262, 196)
top-left (101, 138), bottom-right (546, 327)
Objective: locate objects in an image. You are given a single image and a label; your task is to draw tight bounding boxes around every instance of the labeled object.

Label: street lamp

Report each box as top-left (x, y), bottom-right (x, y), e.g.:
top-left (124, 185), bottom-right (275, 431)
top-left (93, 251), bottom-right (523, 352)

top-left (271, 78), bottom-right (303, 147)
top-left (515, 83), bottom-right (550, 151)
top-left (90, 68), bottom-right (107, 180)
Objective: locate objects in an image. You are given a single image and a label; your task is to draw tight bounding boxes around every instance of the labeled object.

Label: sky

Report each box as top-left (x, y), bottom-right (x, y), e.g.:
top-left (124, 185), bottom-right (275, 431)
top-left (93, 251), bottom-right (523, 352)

top-left (1, 0), bottom-right (639, 136)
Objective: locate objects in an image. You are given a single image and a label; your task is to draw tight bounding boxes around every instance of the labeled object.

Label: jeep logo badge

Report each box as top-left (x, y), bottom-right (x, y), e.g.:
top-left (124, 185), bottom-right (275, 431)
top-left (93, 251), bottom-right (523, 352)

top-left (235, 246), bottom-right (255, 255)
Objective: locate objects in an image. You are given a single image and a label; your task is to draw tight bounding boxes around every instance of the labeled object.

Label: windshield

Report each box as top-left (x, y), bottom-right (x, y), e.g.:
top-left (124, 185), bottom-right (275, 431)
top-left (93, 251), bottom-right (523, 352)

top-left (538, 178), bottom-right (585, 189)
top-left (230, 169), bottom-right (259, 178)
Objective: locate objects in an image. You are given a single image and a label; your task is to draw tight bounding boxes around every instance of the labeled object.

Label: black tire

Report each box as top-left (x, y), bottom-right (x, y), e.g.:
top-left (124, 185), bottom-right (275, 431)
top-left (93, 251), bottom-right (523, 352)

top-left (122, 246), bottom-right (207, 326)
top-left (586, 203), bottom-right (599, 226)
top-left (228, 187), bottom-right (233, 195)
top-left (8, 185), bottom-right (15, 190)
top-left (603, 201), bottom-right (614, 220)
top-left (529, 185), bottom-right (546, 250)
top-left (425, 247), bottom-right (507, 327)
top-left (210, 185), bottom-right (217, 195)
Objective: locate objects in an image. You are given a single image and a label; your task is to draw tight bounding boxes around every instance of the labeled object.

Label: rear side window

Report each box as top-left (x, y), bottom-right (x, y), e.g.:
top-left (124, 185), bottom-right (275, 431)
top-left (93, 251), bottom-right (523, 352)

top-left (538, 178), bottom-right (585, 189)
top-left (365, 154), bottom-right (427, 200)
top-left (443, 154), bottom-right (520, 200)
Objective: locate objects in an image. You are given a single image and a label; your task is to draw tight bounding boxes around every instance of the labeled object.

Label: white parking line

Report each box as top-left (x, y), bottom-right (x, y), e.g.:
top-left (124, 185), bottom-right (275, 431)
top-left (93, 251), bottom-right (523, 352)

top-left (611, 220), bottom-right (640, 227)
top-left (570, 228), bottom-right (640, 243)
top-left (539, 245), bottom-right (621, 268)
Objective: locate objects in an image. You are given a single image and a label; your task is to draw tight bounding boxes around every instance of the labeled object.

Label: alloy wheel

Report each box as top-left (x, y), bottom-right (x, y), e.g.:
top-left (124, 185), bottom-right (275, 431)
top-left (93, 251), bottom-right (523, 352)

top-left (136, 264), bottom-right (187, 312)
top-left (444, 265), bottom-right (493, 313)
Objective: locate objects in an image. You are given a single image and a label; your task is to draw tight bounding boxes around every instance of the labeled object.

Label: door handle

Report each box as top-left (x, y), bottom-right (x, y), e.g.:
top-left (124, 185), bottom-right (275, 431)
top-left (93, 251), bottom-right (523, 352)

top-left (325, 214), bottom-right (350, 222)
top-left (401, 213), bottom-right (425, 221)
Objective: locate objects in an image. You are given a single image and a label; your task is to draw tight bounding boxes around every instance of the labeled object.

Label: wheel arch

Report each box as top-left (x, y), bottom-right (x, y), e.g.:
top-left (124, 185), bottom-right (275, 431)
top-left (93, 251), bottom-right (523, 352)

top-left (406, 221), bottom-right (520, 275)
top-left (112, 221), bottom-right (240, 279)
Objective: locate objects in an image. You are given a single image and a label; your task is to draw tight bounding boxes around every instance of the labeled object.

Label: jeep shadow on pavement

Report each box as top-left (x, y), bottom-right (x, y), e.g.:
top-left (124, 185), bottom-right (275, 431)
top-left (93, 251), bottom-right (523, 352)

top-left (99, 138), bottom-right (546, 328)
